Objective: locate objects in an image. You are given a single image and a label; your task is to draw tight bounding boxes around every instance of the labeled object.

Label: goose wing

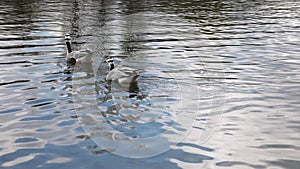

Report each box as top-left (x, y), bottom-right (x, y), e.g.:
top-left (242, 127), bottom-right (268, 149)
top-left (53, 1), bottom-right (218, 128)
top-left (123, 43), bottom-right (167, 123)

top-left (106, 66), bottom-right (138, 82)
top-left (66, 49), bottom-right (93, 63)
top-left (77, 53), bottom-right (93, 63)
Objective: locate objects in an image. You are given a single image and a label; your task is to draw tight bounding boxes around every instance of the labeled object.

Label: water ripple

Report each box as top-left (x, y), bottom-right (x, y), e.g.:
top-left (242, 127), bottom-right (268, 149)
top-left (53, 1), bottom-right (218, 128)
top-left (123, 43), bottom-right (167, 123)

top-left (0, 0), bottom-right (299, 168)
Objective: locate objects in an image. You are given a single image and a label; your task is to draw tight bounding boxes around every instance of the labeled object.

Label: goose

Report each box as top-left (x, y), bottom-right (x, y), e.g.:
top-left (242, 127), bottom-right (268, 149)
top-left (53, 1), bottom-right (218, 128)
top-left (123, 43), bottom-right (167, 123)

top-left (106, 58), bottom-right (139, 88)
top-left (65, 34), bottom-right (93, 65)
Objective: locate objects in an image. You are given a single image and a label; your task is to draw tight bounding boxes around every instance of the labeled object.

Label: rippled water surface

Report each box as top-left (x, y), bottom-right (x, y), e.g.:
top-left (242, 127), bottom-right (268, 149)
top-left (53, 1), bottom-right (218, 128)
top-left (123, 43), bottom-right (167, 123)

top-left (0, 0), bottom-right (299, 168)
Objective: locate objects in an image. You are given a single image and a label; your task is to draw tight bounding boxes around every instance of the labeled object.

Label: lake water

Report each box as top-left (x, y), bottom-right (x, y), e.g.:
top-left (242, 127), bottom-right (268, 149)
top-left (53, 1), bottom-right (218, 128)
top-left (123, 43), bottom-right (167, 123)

top-left (0, 0), bottom-right (299, 168)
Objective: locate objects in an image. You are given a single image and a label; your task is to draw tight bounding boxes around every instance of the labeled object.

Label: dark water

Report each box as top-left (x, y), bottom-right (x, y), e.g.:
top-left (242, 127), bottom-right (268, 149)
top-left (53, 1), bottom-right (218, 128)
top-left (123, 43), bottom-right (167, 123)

top-left (0, 0), bottom-right (299, 168)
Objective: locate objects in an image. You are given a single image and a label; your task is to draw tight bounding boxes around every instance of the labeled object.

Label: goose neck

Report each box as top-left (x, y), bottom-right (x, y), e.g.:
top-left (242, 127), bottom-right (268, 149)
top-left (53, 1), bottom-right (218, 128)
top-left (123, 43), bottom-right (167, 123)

top-left (65, 41), bottom-right (72, 53)
top-left (110, 63), bottom-right (115, 70)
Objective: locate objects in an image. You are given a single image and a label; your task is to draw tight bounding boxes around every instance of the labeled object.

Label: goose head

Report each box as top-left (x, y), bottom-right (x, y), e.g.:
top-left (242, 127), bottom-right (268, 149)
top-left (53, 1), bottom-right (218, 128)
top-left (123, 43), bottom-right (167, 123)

top-left (64, 34), bottom-right (71, 41)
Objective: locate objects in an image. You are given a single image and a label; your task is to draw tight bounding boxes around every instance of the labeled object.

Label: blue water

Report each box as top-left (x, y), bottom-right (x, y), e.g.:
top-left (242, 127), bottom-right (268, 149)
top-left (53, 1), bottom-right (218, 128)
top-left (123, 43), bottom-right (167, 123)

top-left (0, 0), bottom-right (299, 168)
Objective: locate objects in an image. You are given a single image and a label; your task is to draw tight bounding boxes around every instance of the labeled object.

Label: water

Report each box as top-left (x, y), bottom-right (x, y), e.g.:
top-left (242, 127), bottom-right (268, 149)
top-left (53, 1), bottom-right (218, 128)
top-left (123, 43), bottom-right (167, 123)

top-left (0, 0), bottom-right (299, 168)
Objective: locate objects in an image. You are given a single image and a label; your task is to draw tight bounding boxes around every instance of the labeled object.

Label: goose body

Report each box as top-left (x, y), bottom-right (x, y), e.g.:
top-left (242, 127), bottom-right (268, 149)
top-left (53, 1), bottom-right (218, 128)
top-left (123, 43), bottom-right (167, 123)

top-left (65, 34), bottom-right (93, 65)
top-left (106, 58), bottom-right (139, 87)
top-left (66, 49), bottom-right (93, 64)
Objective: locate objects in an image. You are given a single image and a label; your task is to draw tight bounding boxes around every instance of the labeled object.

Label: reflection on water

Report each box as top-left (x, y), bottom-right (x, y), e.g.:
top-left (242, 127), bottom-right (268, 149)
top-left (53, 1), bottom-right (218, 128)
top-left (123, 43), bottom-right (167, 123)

top-left (0, 0), bottom-right (299, 168)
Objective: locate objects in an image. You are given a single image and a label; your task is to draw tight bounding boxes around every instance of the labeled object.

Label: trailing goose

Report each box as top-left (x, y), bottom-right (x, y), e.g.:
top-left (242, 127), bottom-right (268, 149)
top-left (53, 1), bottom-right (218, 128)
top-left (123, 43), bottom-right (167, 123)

top-left (65, 34), bottom-right (93, 65)
top-left (106, 58), bottom-right (139, 88)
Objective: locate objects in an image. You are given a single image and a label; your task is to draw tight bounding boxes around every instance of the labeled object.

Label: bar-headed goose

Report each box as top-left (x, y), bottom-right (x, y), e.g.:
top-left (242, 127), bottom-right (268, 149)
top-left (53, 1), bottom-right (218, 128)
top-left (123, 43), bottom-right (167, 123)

top-left (65, 34), bottom-right (93, 65)
top-left (106, 58), bottom-right (139, 87)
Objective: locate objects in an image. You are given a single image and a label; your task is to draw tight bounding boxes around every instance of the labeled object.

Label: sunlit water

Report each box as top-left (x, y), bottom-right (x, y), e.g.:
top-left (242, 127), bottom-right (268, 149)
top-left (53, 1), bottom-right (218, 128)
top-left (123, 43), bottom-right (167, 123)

top-left (0, 0), bottom-right (299, 168)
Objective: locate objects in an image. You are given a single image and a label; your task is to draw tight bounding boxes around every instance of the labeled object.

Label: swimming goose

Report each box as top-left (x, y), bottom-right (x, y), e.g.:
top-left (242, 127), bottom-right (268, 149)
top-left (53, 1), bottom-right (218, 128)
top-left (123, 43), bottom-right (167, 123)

top-left (106, 58), bottom-right (139, 87)
top-left (65, 34), bottom-right (93, 65)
